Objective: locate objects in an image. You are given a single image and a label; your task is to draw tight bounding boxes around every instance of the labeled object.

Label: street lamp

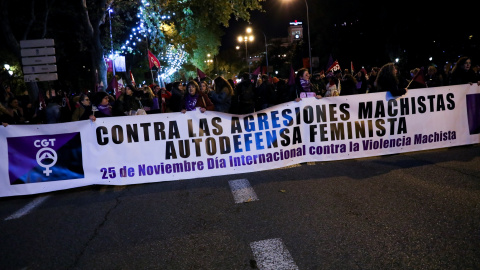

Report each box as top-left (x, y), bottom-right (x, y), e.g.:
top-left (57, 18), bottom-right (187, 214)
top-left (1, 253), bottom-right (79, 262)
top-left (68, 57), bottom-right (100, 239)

top-left (237, 30), bottom-right (254, 75)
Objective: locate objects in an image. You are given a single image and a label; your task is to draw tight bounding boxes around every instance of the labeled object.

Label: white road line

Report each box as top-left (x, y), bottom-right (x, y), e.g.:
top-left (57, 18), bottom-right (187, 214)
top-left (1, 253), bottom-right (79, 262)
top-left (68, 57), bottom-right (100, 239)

top-left (228, 179), bottom-right (259, 204)
top-left (4, 195), bottom-right (50, 221)
top-left (250, 238), bottom-right (299, 270)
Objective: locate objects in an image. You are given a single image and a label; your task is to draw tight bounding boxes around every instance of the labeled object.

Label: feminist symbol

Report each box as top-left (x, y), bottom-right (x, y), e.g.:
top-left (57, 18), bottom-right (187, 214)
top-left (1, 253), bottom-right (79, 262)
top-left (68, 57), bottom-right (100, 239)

top-left (36, 147), bottom-right (58, 176)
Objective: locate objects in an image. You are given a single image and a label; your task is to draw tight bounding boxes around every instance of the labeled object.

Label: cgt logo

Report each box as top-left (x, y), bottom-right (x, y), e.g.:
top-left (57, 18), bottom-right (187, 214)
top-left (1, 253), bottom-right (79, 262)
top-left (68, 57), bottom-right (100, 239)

top-left (34, 139), bottom-right (58, 176)
top-left (8, 132), bottom-right (84, 185)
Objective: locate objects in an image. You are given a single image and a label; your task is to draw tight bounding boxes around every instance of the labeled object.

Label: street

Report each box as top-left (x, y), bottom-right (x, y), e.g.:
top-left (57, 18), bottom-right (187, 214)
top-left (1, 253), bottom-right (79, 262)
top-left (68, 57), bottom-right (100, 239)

top-left (1, 144), bottom-right (479, 269)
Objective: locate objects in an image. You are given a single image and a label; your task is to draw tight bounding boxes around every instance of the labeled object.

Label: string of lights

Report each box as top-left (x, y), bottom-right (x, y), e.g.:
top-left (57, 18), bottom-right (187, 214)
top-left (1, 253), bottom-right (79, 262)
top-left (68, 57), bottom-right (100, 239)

top-left (117, 0), bottom-right (187, 80)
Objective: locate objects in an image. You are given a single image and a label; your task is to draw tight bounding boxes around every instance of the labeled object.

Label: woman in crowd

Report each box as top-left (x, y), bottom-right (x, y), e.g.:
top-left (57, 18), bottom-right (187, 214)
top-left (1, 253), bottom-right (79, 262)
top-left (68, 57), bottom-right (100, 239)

top-left (141, 86), bottom-right (155, 111)
top-left (113, 85), bottom-right (143, 115)
top-left (449, 56), bottom-right (479, 85)
top-left (324, 72), bottom-right (341, 97)
top-left (71, 93), bottom-right (94, 121)
top-left (159, 87), bottom-right (172, 113)
top-left (293, 68), bottom-right (322, 101)
top-left (93, 91), bottom-right (113, 118)
top-left (374, 63), bottom-right (408, 96)
top-left (181, 80), bottom-right (214, 113)
top-left (340, 74), bottom-right (358, 96)
top-left (199, 81), bottom-right (210, 95)
top-left (3, 98), bottom-right (25, 124)
top-left (209, 76), bottom-right (234, 113)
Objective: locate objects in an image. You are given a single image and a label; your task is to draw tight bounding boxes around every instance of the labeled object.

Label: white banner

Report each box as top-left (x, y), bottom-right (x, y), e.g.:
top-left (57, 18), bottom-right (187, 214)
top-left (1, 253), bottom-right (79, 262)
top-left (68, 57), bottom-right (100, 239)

top-left (1, 84), bottom-right (479, 197)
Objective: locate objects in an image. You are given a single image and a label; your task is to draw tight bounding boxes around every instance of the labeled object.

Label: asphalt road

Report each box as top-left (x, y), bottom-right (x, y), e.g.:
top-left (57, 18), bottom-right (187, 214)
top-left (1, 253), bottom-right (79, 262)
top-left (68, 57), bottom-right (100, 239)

top-left (0, 144), bottom-right (479, 269)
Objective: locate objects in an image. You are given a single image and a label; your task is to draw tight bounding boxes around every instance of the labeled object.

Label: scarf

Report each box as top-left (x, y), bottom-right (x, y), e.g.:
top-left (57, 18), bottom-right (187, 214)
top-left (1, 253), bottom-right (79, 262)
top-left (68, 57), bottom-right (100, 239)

top-left (300, 79), bottom-right (311, 92)
top-left (185, 94), bottom-right (198, 111)
top-left (97, 104), bottom-right (112, 116)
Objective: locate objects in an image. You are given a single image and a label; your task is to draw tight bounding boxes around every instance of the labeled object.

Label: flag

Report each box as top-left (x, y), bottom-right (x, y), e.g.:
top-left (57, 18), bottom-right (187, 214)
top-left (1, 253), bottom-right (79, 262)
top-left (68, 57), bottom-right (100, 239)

top-left (252, 66), bottom-right (261, 76)
top-left (197, 68), bottom-right (206, 80)
top-left (326, 54), bottom-right (334, 71)
top-left (350, 61), bottom-right (354, 74)
top-left (412, 69), bottom-right (426, 86)
top-left (303, 58), bottom-right (310, 69)
top-left (148, 50), bottom-right (161, 69)
top-left (105, 58), bottom-right (113, 73)
top-left (130, 71), bottom-right (136, 86)
top-left (107, 76), bottom-right (118, 95)
top-left (327, 60), bottom-right (341, 73)
top-left (288, 65), bottom-right (295, 86)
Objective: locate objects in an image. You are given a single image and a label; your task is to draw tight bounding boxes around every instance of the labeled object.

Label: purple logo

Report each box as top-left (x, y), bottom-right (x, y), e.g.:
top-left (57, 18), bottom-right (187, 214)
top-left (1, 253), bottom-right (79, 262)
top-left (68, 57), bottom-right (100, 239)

top-left (7, 132), bottom-right (84, 185)
top-left (466, 94), bottom-right (480, 135)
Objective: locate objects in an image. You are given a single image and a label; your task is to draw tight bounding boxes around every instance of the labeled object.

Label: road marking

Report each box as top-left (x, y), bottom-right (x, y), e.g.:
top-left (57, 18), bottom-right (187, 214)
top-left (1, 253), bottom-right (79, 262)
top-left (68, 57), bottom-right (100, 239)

top-left (250, 238), bottom-right (299, 270)
top-left (4, 195), bottom-right (50, 221)
top-left (228, 179), bottom-right (259, 204)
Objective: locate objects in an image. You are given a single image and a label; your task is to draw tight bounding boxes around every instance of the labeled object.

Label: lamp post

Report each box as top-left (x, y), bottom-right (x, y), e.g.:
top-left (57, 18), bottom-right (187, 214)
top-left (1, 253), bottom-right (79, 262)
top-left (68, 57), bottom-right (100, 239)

top-left (246, 26), bottom-right (270, 77)
top-left (238, 30), bottom-right (254, 75)
top-left (305, 0), bottom-right (312, 74)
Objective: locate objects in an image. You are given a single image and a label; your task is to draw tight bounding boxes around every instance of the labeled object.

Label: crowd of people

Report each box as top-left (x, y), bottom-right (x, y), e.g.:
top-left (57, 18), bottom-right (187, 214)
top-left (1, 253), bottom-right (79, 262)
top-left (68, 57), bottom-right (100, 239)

top-left (1, 56), bottom-right (479, 126)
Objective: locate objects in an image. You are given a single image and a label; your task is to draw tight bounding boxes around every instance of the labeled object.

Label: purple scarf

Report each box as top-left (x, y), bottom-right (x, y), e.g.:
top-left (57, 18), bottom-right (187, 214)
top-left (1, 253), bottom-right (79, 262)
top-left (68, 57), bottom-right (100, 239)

top-left (185, 94), bottom-right (198, 111)
top-left (97, 104), bottom-right (112, 116)
top-left (300, 79), bottom-right (311, 92)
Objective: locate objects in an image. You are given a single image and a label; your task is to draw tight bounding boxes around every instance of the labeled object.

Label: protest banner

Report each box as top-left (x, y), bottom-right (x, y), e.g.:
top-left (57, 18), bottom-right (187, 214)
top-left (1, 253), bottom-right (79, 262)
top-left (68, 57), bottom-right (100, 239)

top-left (1, 84), bottom-right (479, 197)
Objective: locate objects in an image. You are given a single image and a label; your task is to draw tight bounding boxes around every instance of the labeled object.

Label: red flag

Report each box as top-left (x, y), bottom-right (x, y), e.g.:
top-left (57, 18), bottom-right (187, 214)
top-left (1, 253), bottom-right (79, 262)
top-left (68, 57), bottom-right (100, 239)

top-left (302, 58), bottom-right (310, 69)
top-left (130, 71), bottom-right (136, 86)
top-left (350, 61), bottom-right (354, 74)
top-left (148, 50), bottom-right (161, 69)
top-left (197, 68), bottom-right (206, 80)
top-left (105, 58), bottom-right (113, 72)
top-left (412, 69), bottom-right (426, 86)
top-left (327, 60), bottom-right (341, 73)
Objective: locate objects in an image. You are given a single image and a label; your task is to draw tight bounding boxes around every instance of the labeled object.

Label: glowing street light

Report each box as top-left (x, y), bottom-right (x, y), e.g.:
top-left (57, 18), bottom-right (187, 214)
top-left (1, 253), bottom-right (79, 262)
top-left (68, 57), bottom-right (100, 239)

top-left (238, 29), bottom-right (254, 75)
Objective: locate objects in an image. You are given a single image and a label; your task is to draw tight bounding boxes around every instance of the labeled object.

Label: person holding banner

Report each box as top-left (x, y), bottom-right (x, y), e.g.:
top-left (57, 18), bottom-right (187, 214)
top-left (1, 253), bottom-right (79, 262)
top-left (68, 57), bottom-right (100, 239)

top-left (181, 81), bottom-right (214, 113)
top-left (449, 56), bottom-right (480, 86)
top-left (374, 63), bottom-right (408, 96)
top-left (293, 68), bottom-right (322, 102)
top-left (93, 92), bottom-right (113, 118)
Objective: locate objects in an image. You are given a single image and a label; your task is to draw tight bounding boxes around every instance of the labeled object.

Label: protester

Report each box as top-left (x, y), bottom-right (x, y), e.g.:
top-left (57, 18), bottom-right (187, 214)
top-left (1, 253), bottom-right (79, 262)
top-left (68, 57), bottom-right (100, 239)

top-left (181, 80), bottom-right (214, 113)
top-left (374, 63), bottom-right (408, 96)
top-left (311, 72), bottom-right (327, 97)
top-left (141, 86), bottom-right (155, 111)
top-left (71, 93), bottom-right (94, 121)
top-left (292, 68), bottom-right (322, 102)
top-left (168, 81), bottom-right (185, 112)
top-left (234, 73), bottom-right (255, 114)
top-left (254, 74), bottom-right (276, 110)
top-left (199, 80), bottom-right (210, 95)
top-left (209, 76), bottom-right (233, 113)
top-left (3, 98), bottom-right (25, 124)
top-left (159, 87), bottom-right (172, 113)
top-left (113, 85), bottom-right (143, 116)
top-left (93, 91), bottom-right (113, 118)
top-left (340, 74), bottom-right (358, 96)
top-left (324, 72), bottom-right (341, 97)
top-left (449, 56), bottom-right (480, 85)
top-left (367, 67), bottom-right (380, 92)
top-left (0, 85), bottom-right (15, 106)
top-left (355, 69), bottom-right (368, 94)
top-left (425, 66), bottom-right (444, 88)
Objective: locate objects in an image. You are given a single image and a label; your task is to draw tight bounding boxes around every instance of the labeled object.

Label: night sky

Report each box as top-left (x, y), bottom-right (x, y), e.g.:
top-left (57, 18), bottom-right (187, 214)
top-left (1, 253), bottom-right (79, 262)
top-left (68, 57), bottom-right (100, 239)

top-left (221, 0), bottom-right (478, 71)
